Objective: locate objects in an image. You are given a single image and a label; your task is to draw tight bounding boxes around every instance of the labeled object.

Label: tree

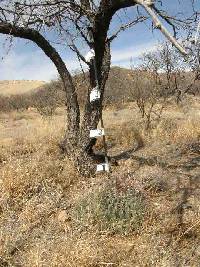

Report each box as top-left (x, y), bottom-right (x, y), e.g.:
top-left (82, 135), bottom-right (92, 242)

top-left (130, 66), bottom-right (166, 132)
top-left (0, 0), bottom-right (198, 175)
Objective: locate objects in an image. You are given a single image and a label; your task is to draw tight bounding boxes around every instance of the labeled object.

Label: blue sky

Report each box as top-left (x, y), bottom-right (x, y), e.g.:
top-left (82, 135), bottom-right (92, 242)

top-left (0, 0), bottom-right (199, 81)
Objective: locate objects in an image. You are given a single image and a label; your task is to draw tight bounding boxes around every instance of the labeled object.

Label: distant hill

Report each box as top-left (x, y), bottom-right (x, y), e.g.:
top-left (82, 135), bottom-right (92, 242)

top-left (0, 67), bottom-right (136, 112)
top-left (0, 80), bottom-right (46, 95)
top-left (75, 66), bottom-right (136, 104)
top-left (0, 67), bottom-right (199, 113)
top-left (0, 67), bottom-right (134, 99)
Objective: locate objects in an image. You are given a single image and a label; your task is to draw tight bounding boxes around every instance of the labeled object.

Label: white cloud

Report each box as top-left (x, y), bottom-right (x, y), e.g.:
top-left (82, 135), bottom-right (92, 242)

top-left (0, 49), bottom-right (55, 81)
top-left (0, 47), bottom-right (80, 81)
top-left (0, 41), bottom-right (158, 81)
top-left (111, 42), bottom-right (158, 66)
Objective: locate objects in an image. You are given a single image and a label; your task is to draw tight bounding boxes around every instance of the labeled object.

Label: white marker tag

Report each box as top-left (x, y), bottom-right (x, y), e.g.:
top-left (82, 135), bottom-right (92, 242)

top-left (85, 49), bottom-right (95, 62)
top-left (96, 163), bottom-right (109, 172)
top-left (90, 87), bottom-right (100, 102)
top-left (90, 129), bottom-right (105, 138)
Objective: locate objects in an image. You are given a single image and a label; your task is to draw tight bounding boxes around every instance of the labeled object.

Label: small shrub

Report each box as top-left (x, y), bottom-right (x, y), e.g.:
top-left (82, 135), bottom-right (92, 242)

top-left (143, 175), bottom-right (168, 192)
top-left (72, 182), bottom-right (146, 235)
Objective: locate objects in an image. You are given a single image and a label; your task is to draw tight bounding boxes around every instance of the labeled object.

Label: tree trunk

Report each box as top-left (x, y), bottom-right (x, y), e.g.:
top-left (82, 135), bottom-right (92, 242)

top-left (60, 2), bottom-right (114, 175)
top-left (61, 44), bottom-right (111, 176)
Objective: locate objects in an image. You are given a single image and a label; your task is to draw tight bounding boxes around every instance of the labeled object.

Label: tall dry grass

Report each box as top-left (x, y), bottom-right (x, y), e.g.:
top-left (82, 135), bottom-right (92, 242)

top-left (0, 97), bottom-right (200, 266)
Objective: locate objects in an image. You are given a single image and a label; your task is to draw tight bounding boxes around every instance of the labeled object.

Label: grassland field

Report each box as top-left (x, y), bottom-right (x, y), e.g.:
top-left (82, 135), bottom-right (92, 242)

top-left (0, 93), bottom-right (199, 266)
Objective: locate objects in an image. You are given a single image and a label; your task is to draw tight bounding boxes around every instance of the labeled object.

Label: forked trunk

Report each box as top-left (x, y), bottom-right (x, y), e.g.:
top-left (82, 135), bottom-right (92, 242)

top-left (61, 45), bottom-right (111, 175)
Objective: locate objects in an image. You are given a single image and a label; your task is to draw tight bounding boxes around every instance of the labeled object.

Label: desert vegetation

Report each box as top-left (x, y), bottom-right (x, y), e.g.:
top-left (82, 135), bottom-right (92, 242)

top-left (0, 0), bottom-right (200, 266)
top-left (0, 92), bottom-right (199, 266)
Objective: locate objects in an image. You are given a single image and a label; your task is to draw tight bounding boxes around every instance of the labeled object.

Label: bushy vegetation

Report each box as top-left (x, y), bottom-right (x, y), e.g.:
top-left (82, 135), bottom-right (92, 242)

top-left (73, 181), bottom-right (146, 235)
top-left (0, 80), bottom-right (66, 115)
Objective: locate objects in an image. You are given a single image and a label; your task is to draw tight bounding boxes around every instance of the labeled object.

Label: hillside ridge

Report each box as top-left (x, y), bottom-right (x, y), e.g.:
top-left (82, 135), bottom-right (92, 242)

top-left (0, 67), bottom-right (131, 96)
top-left (0, 80), bottom-right (46, 96)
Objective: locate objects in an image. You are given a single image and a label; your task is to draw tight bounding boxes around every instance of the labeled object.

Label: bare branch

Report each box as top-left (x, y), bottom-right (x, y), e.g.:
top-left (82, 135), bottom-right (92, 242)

top-left (135, 0), bottom-right (188, 55)
top-left (108, 15), bottom-right (148, 42)
top-left (69, 43), bottom-right (90, 66)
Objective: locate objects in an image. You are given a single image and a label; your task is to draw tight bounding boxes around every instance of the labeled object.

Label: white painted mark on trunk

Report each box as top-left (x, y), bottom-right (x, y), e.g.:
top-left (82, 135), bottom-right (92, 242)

top-left (96, 163), bottom-right (109, 172)
top-left (90, 129), bottom-right (105, 138)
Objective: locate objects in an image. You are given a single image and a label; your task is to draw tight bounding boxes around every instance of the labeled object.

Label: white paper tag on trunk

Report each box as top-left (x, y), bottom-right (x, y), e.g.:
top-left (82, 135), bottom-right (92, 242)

top-left (90, 87), bottom-right (100, 102)
top-left (96, 163), bottom-right (109, 172)
top-left (85, 49), bottom-right (95, 62)
top-left (90, 129), bottom-right (105, 138)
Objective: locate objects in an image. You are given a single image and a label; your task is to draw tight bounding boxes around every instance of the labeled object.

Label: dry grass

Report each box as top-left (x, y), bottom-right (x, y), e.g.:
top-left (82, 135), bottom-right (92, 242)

top-left (0, 96), bottom-right (200, 266)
